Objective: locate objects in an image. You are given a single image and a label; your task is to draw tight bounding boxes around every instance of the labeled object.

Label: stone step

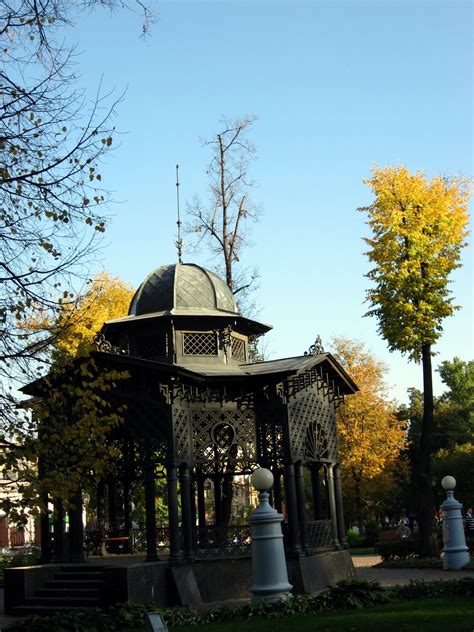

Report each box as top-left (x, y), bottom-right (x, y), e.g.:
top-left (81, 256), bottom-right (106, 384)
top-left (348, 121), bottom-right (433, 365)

top-left (44, 578), bottom-right (103, 589)
top-left (54, 571), bottom-right (104, 581)
top-left (60, 564), bottom-right (107, 572)
top-left (12, 604), bottom-right (98, 616)
top-left (35, 587), bottom-right (100, 598)
top-left (23, 595), bottom-right (101, 607)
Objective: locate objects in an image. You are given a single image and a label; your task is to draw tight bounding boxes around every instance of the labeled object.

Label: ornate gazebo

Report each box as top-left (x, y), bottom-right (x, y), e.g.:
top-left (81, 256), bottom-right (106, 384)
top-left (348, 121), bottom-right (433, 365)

top-left (93, 263), bottom-right (356, 591)
top-left (16, 262), bottom-right (357, 608)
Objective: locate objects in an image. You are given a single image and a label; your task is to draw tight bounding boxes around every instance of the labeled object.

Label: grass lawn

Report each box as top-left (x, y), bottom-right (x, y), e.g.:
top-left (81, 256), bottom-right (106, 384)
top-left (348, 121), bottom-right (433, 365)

top-left (376, 554), bottom-right (474, 569)
top-left (349, 546), bottom-right (375, 556)
top-left (168, 597), bottom-right (474, 632)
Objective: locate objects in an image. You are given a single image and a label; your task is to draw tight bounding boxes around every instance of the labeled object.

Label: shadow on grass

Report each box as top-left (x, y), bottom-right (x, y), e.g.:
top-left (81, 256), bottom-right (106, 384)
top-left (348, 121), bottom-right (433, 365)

top-left (169, 597), bottom-right (474, 632)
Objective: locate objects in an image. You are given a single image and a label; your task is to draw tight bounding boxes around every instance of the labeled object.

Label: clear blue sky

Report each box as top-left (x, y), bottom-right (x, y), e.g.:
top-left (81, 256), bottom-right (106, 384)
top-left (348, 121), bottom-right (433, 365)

top-left (67, 1), bottom-right (472, 404)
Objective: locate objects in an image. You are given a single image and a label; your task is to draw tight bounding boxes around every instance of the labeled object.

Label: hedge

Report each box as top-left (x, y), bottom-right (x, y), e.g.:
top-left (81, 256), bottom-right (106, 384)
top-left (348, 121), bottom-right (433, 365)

top-left (9, 578), bottom-right (474, 632)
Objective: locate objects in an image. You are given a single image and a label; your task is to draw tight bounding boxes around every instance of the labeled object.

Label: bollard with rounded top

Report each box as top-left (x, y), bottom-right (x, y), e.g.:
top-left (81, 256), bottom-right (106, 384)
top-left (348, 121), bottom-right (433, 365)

top-left (441, 476), bottom-right (470, 570)
top-left (248, 468), bottom-right (292, 603)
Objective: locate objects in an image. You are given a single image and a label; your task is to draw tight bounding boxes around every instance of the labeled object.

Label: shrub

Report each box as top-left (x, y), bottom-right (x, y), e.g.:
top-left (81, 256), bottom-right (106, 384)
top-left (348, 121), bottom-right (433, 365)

top-left (375, 537), bottom-right (421, 560)
top-left (0, 550), bottom-right (41, 587)
top-left (376, 557), bottom-right (443, 569)
top-left (347, 529), bottom-right (365, 548)
top-left (9, 578), bottom-right (474, 631)
top-left (364, 521), bottom-right (381, 546)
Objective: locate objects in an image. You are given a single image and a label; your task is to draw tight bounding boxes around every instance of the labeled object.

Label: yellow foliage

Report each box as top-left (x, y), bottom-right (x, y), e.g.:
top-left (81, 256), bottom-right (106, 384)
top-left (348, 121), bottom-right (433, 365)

top-left (359, 165), bottom-right (471, 361)
top-left (10, 274), bottom-right (134, 510)
top-left (332, 338), bottom-right (407, 520)
top-left (55, 272), bottom-right (134, 359)
top-left (26, 272), bottom-right (134, 360)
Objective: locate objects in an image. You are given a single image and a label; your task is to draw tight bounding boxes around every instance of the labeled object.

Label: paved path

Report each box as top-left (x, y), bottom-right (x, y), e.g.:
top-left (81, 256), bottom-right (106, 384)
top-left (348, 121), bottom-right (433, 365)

top-left (352, 553), bottom-right (474, 587)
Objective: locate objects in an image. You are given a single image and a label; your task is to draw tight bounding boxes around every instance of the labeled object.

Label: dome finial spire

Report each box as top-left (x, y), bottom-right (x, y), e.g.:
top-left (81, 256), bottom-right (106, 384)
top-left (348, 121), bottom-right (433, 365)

top-left (175, 164), bottom-right (184, 264)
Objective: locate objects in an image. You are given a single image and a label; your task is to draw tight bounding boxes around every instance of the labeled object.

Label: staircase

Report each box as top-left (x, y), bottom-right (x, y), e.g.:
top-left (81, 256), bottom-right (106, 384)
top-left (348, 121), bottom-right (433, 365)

top-left (12, 565), bottom-right (107, 616)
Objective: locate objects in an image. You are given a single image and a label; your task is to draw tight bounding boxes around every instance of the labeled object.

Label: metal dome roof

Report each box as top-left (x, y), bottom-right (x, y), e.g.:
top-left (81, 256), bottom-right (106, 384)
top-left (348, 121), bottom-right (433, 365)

top-left (129, 263), bottom-right (238, 317)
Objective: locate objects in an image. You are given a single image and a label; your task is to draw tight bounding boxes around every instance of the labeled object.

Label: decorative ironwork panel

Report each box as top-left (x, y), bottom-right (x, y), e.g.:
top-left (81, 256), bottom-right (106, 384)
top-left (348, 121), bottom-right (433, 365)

top-left (287, 384), bottom-right (338, 462)
top-left (191, 408), bottom-right (257, 475)
top-left (172, 406), bottom-right (192, 463)
top-left (255, 416), bottom-right (285, 469)
top-left (183, 332), bottom-right (218, 356)
top-left (131, 527), bottom-right (182, 554)
top-left (231, 336), bottom-right (246, 361)
top-left (255, 396), bottom-right (287, 469)
top-left (131, 528), bottom-right (146, 553)
top-left (193, 525), bottom-right (251, 559)
top-left (131, 525), bottom-right (251, 559)
top-left (305, 420), bottom-right (329, 461)
top-left (119, 396), bottom-right (171, 464)
top-left (306, 520), bottom-right (332, 550)
top-left (136, 334), bottom-right (167, 360)
top-left (118, 335), bottom-right (131, 355)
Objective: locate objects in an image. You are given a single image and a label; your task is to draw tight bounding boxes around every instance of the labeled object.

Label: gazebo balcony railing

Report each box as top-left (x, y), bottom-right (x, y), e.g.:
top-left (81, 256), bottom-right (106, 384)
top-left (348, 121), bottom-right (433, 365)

top-left (129, 525), bottom-right (252, 558)
top-left (305, 519), bottom-right (332, 550)
top-left (192, 525), bottom-right (251, 559)
top-left (87, 519), bottom-right (332, 558)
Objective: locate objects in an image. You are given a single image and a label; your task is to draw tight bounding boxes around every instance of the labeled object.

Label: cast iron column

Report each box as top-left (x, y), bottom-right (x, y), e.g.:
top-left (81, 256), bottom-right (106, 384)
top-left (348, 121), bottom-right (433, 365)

top-left (69, 491), bottom-right (85, 563)
top-left (272, 470), bottom-right (282, 513)
top-left (179, 464), bottom-right (194, 562)
top-left (144, 451), bottom-right (158, 562)
top-left (190, 479), bottom-right (197, 531)
top-left (107, 474), bottom-right (117, 535)
top-left (295, 461), bottom-right (310, 554)
top-left (167, 465), bottom-right (183, 563)
top-left (310, 465), bottom-right (322, 520)
top-left (326, 465), bottom-right (341, 549)
top-left (123, 478), bottom-right (132, 553)
top-left (96, 480), bottom-right (106, 533)
top-left (197, 475), bottom-right (206, 527)
top-left (52, 498), bottom-right (64, 563)
top-left (214, 474), bottom-right (222, 526)
top-left (283, 463), bottom-right (301, 557)
top-left (334, 464), bottom-right (348, 548)
top-left (37, 457), bottom-right (51, 564)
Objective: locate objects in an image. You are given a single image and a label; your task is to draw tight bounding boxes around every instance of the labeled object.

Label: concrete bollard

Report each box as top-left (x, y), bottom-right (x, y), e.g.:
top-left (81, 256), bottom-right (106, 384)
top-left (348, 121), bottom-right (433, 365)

top-left (248, 468), bottom-right (292, 603)
top-left (441, 475), bottom-right (470, 570)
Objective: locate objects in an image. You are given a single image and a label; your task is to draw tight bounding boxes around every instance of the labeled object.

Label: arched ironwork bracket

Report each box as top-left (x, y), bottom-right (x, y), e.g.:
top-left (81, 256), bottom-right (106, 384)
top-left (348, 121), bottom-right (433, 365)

top-left (93, 333), bottom-right (127, 355)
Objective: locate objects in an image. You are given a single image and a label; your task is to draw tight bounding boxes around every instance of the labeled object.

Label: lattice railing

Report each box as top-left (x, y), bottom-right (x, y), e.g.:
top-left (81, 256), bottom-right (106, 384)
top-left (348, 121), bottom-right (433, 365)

top-left (130, 525), bottom-right (251, 559)
top-left (193, 525), bottom-right (251, 559)
top-left (110, 522), bottom-right (331, 557)
top-left (130, 527), bottom-right (178, 553)
top-left (306, 520), bottom-right (332, 550)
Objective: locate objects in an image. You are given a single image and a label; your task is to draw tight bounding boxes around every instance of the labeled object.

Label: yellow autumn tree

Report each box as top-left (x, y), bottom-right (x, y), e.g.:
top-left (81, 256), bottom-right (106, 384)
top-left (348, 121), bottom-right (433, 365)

top-left (332, 337), bottom-right (407, 527)
top-left (1, 274), bottom-right (134, 520)
top-left (359, 165), bottom-right (470, 555)
top-left (26, 272), bottom-right (134, 360)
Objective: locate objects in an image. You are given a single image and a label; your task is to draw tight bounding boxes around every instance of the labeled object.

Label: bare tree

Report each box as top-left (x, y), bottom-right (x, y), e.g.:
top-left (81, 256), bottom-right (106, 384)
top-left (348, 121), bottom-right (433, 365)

top-left (186, 116), bottom-right (260, 312)
top-left (0, 1), bottom-right (155, 444)
top-left (186, 116), bottom-right (261, 526)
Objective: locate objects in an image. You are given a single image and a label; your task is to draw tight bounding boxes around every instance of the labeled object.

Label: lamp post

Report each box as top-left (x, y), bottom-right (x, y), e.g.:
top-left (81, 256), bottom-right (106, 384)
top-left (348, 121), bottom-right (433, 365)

top-left (440, 476), bottom-right (470, 570)
top-left (248, 468), bottom-right (292, 603)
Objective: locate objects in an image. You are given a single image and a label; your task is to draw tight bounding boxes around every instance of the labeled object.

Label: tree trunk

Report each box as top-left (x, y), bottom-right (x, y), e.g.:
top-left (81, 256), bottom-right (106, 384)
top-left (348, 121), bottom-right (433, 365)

top-left (416, 344), bottom-right (436, 556)
top-left (355, 483), bottom-right (362, 531)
